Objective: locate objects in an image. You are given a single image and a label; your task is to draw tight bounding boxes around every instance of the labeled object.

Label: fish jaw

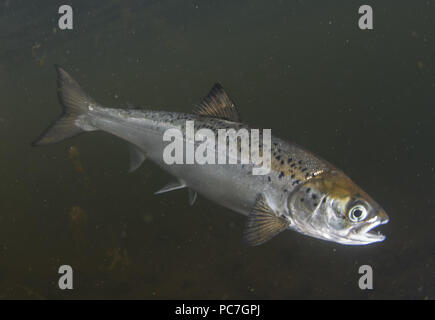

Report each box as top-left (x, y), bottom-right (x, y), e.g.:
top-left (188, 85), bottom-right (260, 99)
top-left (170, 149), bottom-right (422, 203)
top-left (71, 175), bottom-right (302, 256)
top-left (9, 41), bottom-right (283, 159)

top-left (343, 210), bottom-right (389, 245)
top-left (287, 171), bottom-right (389, 246)
top-left (289, 210), bottom-right (389, 245)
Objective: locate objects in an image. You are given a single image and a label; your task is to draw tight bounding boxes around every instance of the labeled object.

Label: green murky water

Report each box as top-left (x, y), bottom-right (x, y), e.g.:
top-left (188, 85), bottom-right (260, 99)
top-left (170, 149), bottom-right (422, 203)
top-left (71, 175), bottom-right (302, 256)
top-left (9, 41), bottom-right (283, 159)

top-left (0, 0), bottom-right (434, 299)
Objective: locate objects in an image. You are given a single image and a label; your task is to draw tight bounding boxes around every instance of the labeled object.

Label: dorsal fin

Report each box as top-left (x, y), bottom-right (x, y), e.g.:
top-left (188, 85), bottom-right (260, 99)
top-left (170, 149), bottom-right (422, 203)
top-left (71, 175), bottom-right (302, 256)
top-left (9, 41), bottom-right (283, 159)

top-left (194, 83), bottom-right (240, 122)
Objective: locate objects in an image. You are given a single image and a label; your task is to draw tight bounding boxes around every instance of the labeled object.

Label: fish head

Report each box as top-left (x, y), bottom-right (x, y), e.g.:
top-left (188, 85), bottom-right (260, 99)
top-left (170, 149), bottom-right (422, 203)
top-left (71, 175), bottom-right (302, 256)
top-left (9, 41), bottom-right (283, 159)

top-left (287, 170), bottom-right (389, 245)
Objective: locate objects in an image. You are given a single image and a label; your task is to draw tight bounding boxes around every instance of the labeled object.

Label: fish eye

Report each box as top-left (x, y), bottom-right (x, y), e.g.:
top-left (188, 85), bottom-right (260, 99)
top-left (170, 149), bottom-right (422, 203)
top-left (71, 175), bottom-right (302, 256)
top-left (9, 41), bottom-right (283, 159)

top-left (348, 205), bottom-right (368, 222)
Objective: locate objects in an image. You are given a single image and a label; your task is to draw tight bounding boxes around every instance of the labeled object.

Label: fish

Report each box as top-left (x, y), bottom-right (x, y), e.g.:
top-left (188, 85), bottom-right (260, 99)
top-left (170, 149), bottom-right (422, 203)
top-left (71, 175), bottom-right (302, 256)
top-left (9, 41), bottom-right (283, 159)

top-left (32, 65), bottom-right (389, 246)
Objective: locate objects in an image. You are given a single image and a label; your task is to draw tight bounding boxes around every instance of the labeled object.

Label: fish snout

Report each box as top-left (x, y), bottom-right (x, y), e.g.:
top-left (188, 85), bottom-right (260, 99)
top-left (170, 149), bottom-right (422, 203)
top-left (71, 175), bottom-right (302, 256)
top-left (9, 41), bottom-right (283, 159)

top-left (377, 209), bottom-right (389, 225)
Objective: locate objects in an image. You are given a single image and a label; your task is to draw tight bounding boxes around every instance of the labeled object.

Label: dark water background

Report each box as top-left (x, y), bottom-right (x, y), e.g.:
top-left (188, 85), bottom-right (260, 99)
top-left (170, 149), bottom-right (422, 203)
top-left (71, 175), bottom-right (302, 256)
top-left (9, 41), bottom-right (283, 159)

top-left (0, 0), bottom-right (434, 299)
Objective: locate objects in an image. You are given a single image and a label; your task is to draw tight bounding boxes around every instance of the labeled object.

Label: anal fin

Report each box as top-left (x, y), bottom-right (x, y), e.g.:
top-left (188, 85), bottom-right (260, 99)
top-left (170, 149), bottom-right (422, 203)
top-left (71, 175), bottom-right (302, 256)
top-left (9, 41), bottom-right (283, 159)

top-left (244, 194), bottom-right (290, 246)
top-left (188, 189), bottom-right (197, 206)
top-left (129, 144), bottom-right (146, 172)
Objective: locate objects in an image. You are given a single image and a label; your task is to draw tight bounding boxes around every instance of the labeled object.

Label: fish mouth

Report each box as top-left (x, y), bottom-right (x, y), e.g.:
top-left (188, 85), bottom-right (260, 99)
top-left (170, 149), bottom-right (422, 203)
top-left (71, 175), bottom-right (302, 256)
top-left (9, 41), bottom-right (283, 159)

top-left (291, 208), bottom-right (389, 246)
top-left (348, 211), bottom-right (389, 245)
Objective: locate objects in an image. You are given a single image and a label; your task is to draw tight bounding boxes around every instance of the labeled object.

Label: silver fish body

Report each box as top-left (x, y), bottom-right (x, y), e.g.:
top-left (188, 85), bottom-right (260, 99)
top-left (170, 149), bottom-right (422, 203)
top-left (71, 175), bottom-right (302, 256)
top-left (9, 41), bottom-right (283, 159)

top-left (33, 66), bottom-right (389, 246)
top-left (82, 107), bottom-right (323, 214)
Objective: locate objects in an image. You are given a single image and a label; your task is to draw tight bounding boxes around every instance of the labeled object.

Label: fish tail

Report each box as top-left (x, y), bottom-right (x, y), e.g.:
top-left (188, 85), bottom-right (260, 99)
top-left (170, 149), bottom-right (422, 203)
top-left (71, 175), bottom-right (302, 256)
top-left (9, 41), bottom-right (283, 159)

top-left (32, 65), bottom-right (97, 146)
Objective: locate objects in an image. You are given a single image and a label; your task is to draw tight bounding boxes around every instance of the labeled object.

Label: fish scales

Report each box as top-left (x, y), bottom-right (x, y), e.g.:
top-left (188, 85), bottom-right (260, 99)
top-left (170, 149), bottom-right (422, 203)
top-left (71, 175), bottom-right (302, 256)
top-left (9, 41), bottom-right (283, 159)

top-left (33, 66), bottom-right (389, 246)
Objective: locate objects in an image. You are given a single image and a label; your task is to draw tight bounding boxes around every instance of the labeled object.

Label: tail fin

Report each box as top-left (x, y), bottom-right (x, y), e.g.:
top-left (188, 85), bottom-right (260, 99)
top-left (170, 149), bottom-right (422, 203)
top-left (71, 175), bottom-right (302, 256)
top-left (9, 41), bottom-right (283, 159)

top-left (32, 65), bottom-right (96, 146)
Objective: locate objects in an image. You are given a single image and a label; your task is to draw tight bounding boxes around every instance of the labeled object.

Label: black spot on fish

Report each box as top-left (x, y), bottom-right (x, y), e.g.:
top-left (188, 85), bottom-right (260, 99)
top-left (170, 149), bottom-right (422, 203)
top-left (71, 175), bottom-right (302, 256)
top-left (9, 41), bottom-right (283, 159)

top-left (305, 173), bottom-right (310, 178)
top-left (268, 176), bottom-right (271, 182)
top-left (284, 189), bottom-right (288, 192)
top-left (287, 158), bottom-right (293, 163)
top-left (312, 194), bottom-right (317, 200)
top-left (278, 172), bottom-right (284, 179)
top-left (291, 174), bottom-right (295, 179)
top-left (314, 203), bottom-right (318, 207)
top-left (322, 198), bottom-right (327, 204)
top-left (292, 180), bottom-right (300, 186)
top-left (300, 198), bottom-right (304, 202)
top-left (276, 155), bottom-right (281, 161)
top-left (290, 163), bottom-right (296, 168)
top-left (280, 160), bottom-right (284, 165)
top-left (301, 168), bottom-right (308, 172)
top-left (298, 160), bottom-right (303, 164)
top-left (306, 188), bottom-right (311, 193)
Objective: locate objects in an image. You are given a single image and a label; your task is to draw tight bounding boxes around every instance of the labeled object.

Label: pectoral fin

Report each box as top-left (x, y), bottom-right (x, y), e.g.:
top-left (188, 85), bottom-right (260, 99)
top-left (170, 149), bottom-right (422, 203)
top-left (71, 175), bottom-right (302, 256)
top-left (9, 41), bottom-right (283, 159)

top-left (128, 144), bottom-right (146, 172)
top-left (244, 194), bottom-right (290, 246)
